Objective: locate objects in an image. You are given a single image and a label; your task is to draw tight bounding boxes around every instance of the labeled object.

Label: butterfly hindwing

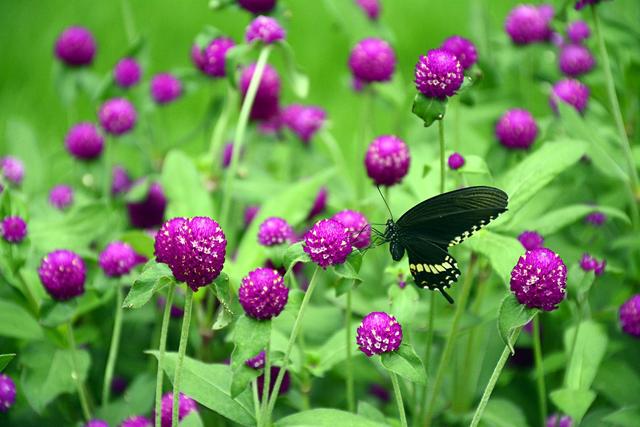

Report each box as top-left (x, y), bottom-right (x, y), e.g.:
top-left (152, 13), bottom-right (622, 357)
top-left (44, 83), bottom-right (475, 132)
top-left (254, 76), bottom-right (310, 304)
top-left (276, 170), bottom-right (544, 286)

top-left (403, 235), bottom-right (461, 292)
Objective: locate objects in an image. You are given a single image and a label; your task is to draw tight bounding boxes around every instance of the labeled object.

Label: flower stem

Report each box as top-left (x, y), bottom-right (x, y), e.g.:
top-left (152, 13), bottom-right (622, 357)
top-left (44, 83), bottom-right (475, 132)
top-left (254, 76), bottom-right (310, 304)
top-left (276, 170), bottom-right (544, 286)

top-left (219, 45), bottom-right (272, 230)
top-left (155, 282), bottom-right (175, 427)
top-left (103, 137), bottom-right (112, 202)
top-left (345, 288), bottom-right (355, 412)
top-left (259, 341), bottom-right (272, 427)
top-left (120, 0), bottom-right (137, 44)
top-left (418, 293), bottom-right (435, 425)
top-left (389, 371), bottom-right (408, 427)
top-left (208, 86), bottom-right (236, 174)
top-left (252, 380), bottom-right (262, 427)
top-left (438, 120), bottom-right (446, 193)
top-left (172, 288), bottom-right (194, 427)
top-left (67, 322), bottom-right (92, 422)
top-left (470, 327), bottom-right (523, 427)
top-left (102, 284), bottom-right (124, 405)
top-left (532, 316), bottom-right (547, 425)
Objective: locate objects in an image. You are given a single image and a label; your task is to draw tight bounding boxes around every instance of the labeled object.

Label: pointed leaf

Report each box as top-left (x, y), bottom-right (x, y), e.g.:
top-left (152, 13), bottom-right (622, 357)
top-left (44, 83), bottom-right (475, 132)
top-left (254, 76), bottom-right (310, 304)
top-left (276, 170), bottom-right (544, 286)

top-left (275, 409), bottom-right (387, 427)
top-left (550, 388), bottom-right (596, 423)
top-left (380, 343), bottom-right (426, 385)
top-left (411, 93), bottom-right (447, 127)
top-left (230, 316), bottom-right (271, 397)
top-left (497, 293), bottom-right (538, 353)
top-left (161, 150), bottom-right (214, 218)
top-left (123, 261), bottom-right (173, 309)
top-left (0, 300), bottom-right (43, 340)
top-left (0, 354), bottom-right (16, 372)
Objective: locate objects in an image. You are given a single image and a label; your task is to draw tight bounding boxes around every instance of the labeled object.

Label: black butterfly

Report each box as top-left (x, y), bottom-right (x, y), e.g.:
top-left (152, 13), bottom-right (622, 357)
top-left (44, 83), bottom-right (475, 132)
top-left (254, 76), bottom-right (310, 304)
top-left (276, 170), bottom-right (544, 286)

top-left (373, 186), bottom-right (508, 304)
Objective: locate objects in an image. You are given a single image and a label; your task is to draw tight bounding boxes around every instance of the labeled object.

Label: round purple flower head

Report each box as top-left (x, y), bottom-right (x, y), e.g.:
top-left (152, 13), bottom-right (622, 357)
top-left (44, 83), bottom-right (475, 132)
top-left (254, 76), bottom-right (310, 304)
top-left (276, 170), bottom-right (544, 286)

top-left (355, 0), bottom-right (381, 20)
top-left (65, 123), bottom-right (104, 160)
top-left (559, 44), bottom-right (595, 77)
top-left (99, 241), bottom-right (137, 277)
top-left (349, 38), bottom-right (396, 83)
top-left (99, 98), bottom-right (137, 135)
top-left (356, 311), bottom-right (403, 357)
top-left (619, 294), bottom-right (640, 338)
top-left (505, 5), bottom-right (549, 45)
top-left (0, 156), bottom-right (25, 186)
top-left (448, 152), bottom-right (465, 170)
top-left (49, 185), bottom-right (74, 210)
top-left (86, 420), bottom-right (109, 427)
top-left (38, 249), bottom-right (86, 301)
top-left (246, 351), bottom-right (266, 369)
top-left (567, 20), bottom-right (591, 44)
top-left (282, 104), bottom-right (327, 144)
top-left (1, 216), bottom-right (27, 243)
top-left (585, 211), bottom-right (606, 226)
top-left (200, 37), bottom-right (236, 77)
top-left (112, 165), bottom-right (132, 195)
top-left (365, 135), bottom-right (410, 186)
top-left (54, 26), bottom-right (96, 67)
top-left (303, 218), bottom-right (353, 269)
top-left (240, 63), bottom-right (281, 121)
top-left (579, 253), bottom-right (598, 272)
top-left (246, 16), bottom-right (285, 44)
top-left (244, 205), bottom-right (260, 227)
top-left (575, 0), bottom-right (605, 10)
top-left (114, 58), bottom-right (141, 88)
top-left (151, 73), bottom-right (182, 105)
top-left (441, 36), bottom-right (478, 70)
top-left (332, 210), bottom-right (371, 250)
top-left (307, 187), bottom-right (328, 220)
top-left (127, 182), bottom-right (167, 229)
top-left (239, 268), bottom-right (289, 320)
top-left (238, 0), bottom-right (276, 14)
top-left (0, 374), bottom-right (16, 412)
top-left (510, 248), bottom-right (567, 311)
top-left (257, 367), bottom-right (290, 399)
top-left (547, 414), bottom-right (573, 427)
top-left (415, 48), bottom-right (464, 99)
top-left (120, 416), bottom-right (152, 427)
top-left (518, 231), bottom-right (544, 251)
top-left (496, 109), bottom-right (538, 150)
top-left (159, 392), bottom-right (197, 427)
top-left (257, 217), bottom-right (294, 246)
top-left (550, 79), bottom-right (590, 114)
top-left (155, 217), bottom-right (227, 291)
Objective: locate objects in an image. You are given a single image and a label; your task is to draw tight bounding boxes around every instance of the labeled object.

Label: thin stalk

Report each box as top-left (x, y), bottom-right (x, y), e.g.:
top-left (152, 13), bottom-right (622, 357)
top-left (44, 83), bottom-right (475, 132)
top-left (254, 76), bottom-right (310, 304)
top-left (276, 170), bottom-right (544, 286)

top-left (345, 288), bottom-right (355, 412)
top-left (120, 0), bottom-right (137, 44)
top-left (103, 137), bottom-right (112, 202)
top-left (208, 86), bottom-right (236, 174)
top-left (252, 380), bottom-right (262, 427)
top-left (102, 285), bottom-right (124, 405)
top-left (470, 327), bottom-right (523, 427)
top-left (389, 371), bottom-right (408, 427)
top-left (418, 293), bottom-right (436, 424)
top-left (67, 323), bottom-right (92, 421)
top-left (532, 316), bottom-right (547, 424)
top-left (438, 120), bottom-right (446, 193)
top-left (155, 282), bottom-right (176, 427)
top-left (172, 288), bottom-right (194, 427)
top-left (259, 342), bottom-right (272, 426)
top-left (219, 46), bottom-right (272, 230)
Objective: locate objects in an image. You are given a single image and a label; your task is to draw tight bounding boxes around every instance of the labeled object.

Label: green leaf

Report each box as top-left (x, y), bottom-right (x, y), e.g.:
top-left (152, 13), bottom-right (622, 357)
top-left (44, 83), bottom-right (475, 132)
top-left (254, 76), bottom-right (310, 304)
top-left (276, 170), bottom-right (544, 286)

top-left (357, 401), bottom-right (387, 424)
top-left (497, 293), bottom-right (538, 354)
top-left (411, 93), bottom-right (447, 127)
top-left (181, 411), bottom-right (205, 427)
top-left (149, 352), bottom-right (255, 426)
top-left (465, 231), bottom-right (523, 286)
top-left (280, 41), bottom-right (309, 98)
top-left (124, 178), bottom-right (152, 203)
top-left (230, 316), bottom-right (271, 398)
top-left (0, 354), bottom-right (16, 372)
top-left (601, 406), bottom-right (640, 427)
top-left (119, 230), bottom-right (155, 259)
top-left (211, 272), bottom-right (235, 330)
top-left (480, 399), bottom-right (528, 427)
top-left (389, 285), bottom-right (419, 329)
top-left (123, 261), bottom-right (173, 309)
top-left (161, 150), bottom-right (214, 218)
top-left (333, 249), bottom-right (363, 285)
top-left (564, 320), bottom-right (608, 390)
top-left (0, 300), bottom-right (43, 340)
top-left (194, 25), bottom-right (223, 50)
top-left (39, 299), bottom-right (78, 328)
top-left (380, 343), bottom-right (426, 385)
top-left (523, 204), bottom-right (630, 235)
top-left (594, 360), bottom-right (640, 406)
top-left (283, 242), bottom-right (310, 270)
top-left (275, 409), bottom-right (387, 427)
top-left (225, 44), bottom-right (255, 87)
top-left (550, 388), bottom-right (596, 423)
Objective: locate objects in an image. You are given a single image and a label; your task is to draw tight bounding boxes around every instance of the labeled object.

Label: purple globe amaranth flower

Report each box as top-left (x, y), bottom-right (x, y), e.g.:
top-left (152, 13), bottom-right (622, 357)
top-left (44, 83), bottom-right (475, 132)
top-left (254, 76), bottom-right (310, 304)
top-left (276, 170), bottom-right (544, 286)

top-left (49, 184), bottom-right (74, 210)
top-left (1, 216), bottom-right (27, 243)
top-left (575, 0), bottom-right (606, 10)
top-left (356, 311), bottom-right (403, 357)
top-left (505, 5), bottom-right (549, 45)
top-left (0, 156), bottom-right (25, 186)
top-left (158, 392), bottom-right (198, 427)
top-left (538, 4), bottom-right (556, 40)
top-left (281, 104), bottom-right (327, 144)
top-left (199, 37), bottom-right (236, 77)
top-left (65, 122), bottom-right (104, 160)
top-left (579, 253), bottom-right (598, 271)
top-left (307, 187), bottom-right (328, 220)
top-left (510, 248), bottom-right (567, 311)
top-left (257, 217), bottom-right (294, 246)
top-left (246, 16), bottom-right (285, 44)
top-left (448, 152), bottom-right (465, 170)
top-left (415, 48), bottom-right (464, 99)
top-left (257, 367), bottom-right (290, 399)
top-left (114, 57), bottom-right (141, 88)
top-left (365, 135), bottom-right (410, 186)
top-left (244, 205), bottom-right (260, 227)
top-left (99, 241), bottom-right (137, 277)
top-left (240, 63), bottom-right (281, 121)
top-left (120, 416), bottom-right (152, 427)
top-left (0, 374), bottom-right (16, 412)
top-left (151, 73), bottom-right (182, 105)
top-left (441, 36), bottom-right (478, 70)
top-left (332, 209), bottom-right (371, 250)
top-left (54, 26), bottom-right (96, 67)
top-left (368, 383), bottom-right (391, 402)
top-left (127, 182), bottom-right (167, 229)
top-left (86, 420), bottom-right (109, 427)
top-left (585, 211), bottom-right (606, 226)
top-left (594, 259), bottom-right (606, 276)
top-left (349, 38), bottom-right (396, 83)
top-left (355, 0), bottom-right (380, 20)
top-left (518, 231), bottom-right (544, 251)
top-left (239, 268), bottom-right (289, 320)
top-left (619, 294), bottom-right (640, 338)
top-left (559, 44), bottom-right (595, 77)
top-left (38, 249), bottom-right (86, 301)
top-left (567, 20), bottom-right (591, 44)
top-left (496, 109), bottom-right (538, 149)
top-left (246, 351), bottom-right (266, 369)
top-left (112, 165), bottom-right (132, 195)
top-left (99, 98), bottom-right (137, 135)
top-left (550, 79), bottom-right (590, 114)
top-left (238, 0), bottom-right (276, 14)
top-left (155, 217), bottom-right (227, 291)
top-left (303, 218), bottom-right (353, 269)
top-left (547, 414), bottom-right (574, 427)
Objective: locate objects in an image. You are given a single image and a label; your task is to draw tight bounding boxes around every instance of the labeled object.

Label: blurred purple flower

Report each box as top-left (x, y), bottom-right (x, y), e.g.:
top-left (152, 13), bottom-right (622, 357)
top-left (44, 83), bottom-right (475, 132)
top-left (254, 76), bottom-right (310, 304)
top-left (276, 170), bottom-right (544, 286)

top-left (550, 79), bottom-right (590, 114)
top-left (127, 182), bottom-right (167, 229)
top-left (496, 109), bottom-right (538, 150)
top-left (365, 135), bottom-right (410, 186)
top-left (238, 0), bottom-right (276, 14)
top-left (245, 16), bottom-right (285, 44)
top-left (281, 104), bottom-right (327, 144)
top-left (518, 231), bottom-right (544, 251)
top-left (65, 123), bottom-right (104, 160)
top-left (38, 249), bottom-right (86, 301)
top-left (307, 187), bottom-right (328, 220)
top-left (349, 38), bottom-right (396, 83)
top-left (0, 156), bottom-right (25, 186)
top-left (49, 184), bottom-right (74, 210)
top-left (151, 73), bottom-right (182, 104)
top-left (332, 209), bottom-right (371, 250)
top-left (99, 98), bottom-right (137, 135)
top-left (54, 26), bottom-right (96, 67)
top-left (0, 374), bottom-right (16, 412)
top-left (559, 44), bottom-right (595, 77)
top-left (567, 20), bottom-right (591, 44)
top-left (258, 217), bottom-right (294, 246)
top-left (1, 216), bottom-right (27, 243)
top-left (441, 35), bottom-right (478, 70)
top-left (447, 152), bottom-right (465, 170)
top-left (114, 58), bottom-right (142, 88)
top-left (239, 268), bottom-right (289, 320)
top-left (240, 63), bottom-right (281, 121)
top-left (619, 294), bottom-right (640, 338)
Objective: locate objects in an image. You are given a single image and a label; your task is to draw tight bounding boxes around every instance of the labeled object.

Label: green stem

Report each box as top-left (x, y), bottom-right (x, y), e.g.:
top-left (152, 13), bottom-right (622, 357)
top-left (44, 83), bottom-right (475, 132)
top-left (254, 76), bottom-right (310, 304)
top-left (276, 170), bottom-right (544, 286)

top-left (389, 371), bottom-right (408, 427)
top-left (103, 137), bottom-right (112, 202)
top-left (67, 323), bottom-right (92, 422)
top-left (208, 86), bottom-right (236, 174)
top-left (345, 288), bottom-right (355, 412)
top-left (438, 120), bottom-right (446, 193)
top-left (260, 341), bottom-right (272, 427)
top-left (172, 288), bottom-right (194, 427)
top-left (418, 293), bottom-right (436, 425)
top-left (219, 45), bottom-right (272, 230)
top-left (469, 327), bottom-right (522, 427)
top-left (252, 380), bottom-right (262, 427)
top-left (532, 316), bottom-right (547, 425)
top-left (155, 282), bottom-right (176, 427)
top-left (120, 0), bottom-right (137, 44)
top-left (102, 285), bottom-right (124, 405)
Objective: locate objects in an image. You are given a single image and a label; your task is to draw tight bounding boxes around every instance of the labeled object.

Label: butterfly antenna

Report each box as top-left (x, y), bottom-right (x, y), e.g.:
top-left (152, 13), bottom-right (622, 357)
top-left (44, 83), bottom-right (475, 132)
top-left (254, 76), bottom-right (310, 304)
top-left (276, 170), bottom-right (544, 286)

top-left (438, 288), bottom-right (455, 305)
top-left (377, 185), bottom-right (394, 220)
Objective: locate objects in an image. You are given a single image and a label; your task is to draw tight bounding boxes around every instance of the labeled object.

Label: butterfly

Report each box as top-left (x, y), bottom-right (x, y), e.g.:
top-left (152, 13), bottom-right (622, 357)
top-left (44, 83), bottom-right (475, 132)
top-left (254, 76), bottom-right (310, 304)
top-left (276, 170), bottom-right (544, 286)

top-left (373, 186), bottom-right (508, 304)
